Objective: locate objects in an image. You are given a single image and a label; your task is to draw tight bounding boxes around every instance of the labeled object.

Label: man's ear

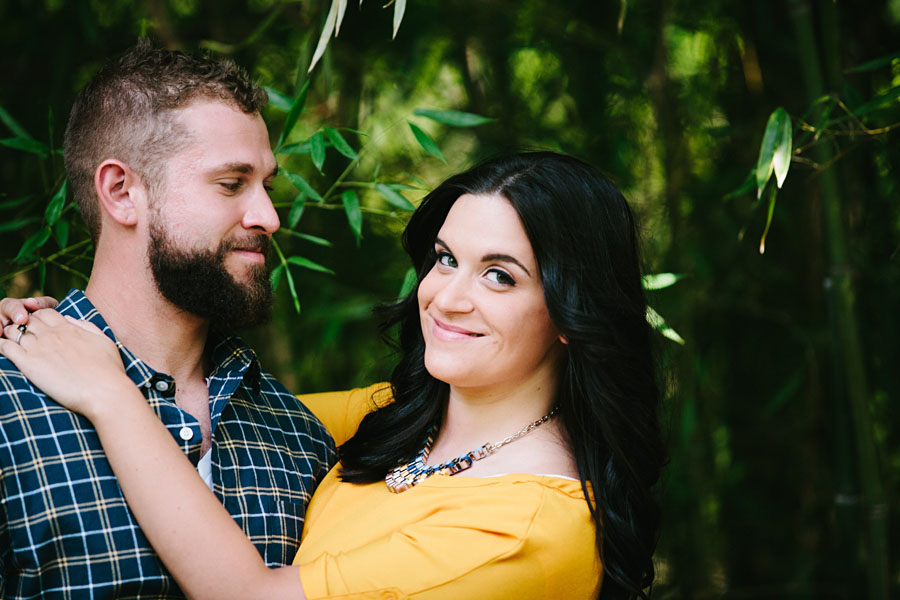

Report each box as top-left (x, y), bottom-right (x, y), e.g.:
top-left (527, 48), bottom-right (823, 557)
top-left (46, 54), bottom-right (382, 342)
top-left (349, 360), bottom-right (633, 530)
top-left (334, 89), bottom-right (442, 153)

top-left (94, 159), bottom-right (145, 227)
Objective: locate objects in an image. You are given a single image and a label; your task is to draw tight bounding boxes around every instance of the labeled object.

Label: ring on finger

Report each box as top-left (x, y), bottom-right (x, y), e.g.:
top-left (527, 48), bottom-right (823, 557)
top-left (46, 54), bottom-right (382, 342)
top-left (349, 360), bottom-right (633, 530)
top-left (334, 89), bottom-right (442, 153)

top-left (14, 324), bottom-right (27, 344)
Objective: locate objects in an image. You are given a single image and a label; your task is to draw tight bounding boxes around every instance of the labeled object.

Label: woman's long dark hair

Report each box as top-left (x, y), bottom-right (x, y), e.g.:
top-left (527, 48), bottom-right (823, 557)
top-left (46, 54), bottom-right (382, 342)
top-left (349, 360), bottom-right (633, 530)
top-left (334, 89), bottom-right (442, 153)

top-left (339, 152), bottom-right (665, 600)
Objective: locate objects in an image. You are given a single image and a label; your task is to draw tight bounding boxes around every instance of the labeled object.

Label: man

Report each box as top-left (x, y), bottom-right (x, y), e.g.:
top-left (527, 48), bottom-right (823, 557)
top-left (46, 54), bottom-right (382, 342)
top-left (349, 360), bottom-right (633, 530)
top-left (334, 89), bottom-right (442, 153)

top-left (0, 40), bottom-right (335, 598)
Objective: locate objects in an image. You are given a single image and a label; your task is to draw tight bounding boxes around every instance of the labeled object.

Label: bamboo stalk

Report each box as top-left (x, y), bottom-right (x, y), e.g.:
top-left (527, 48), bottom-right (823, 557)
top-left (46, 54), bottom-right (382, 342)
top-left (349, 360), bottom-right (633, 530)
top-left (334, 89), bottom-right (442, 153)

top-left (788, 1), bottom-right (888, 598)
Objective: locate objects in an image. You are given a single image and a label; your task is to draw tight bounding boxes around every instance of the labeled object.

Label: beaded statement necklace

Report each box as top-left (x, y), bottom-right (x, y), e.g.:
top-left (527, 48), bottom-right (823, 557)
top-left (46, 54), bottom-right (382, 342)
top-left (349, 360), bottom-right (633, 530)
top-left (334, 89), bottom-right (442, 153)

top-left (385, 406), bottom-right (559, 493)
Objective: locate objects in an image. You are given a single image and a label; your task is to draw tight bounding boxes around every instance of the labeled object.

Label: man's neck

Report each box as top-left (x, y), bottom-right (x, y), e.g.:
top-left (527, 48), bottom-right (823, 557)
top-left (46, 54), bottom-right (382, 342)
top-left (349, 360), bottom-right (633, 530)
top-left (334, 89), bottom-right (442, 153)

top-left (85, 269), bottom-right (210, 383)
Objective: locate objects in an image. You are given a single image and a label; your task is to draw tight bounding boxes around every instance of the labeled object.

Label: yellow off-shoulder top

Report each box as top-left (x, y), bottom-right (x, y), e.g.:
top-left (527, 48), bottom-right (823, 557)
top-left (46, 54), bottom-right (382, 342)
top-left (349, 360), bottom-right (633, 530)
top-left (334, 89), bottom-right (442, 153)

top-left (295, 384), bottom-right (601, 600)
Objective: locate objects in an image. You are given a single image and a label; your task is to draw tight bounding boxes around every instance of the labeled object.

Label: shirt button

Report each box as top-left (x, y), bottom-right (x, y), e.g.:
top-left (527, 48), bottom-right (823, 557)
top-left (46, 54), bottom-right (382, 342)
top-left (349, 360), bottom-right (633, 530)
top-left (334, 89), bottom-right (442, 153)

top-left (155, 380), bottom-right (170, 392)
top-left (179, 426), bottom-right (193, 441)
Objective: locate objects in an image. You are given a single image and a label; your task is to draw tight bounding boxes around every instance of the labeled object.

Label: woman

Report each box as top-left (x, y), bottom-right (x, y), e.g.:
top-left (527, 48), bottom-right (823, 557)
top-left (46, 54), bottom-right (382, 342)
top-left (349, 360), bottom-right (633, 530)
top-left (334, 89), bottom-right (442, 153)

top-left (1, 152), bottom-right (664, 599)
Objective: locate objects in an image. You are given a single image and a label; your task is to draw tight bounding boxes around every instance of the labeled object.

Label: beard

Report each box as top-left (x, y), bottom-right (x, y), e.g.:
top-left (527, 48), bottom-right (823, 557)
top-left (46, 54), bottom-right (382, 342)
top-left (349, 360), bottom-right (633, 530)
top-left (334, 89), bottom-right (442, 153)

top-left (148, 218), bottom-right (273, 332)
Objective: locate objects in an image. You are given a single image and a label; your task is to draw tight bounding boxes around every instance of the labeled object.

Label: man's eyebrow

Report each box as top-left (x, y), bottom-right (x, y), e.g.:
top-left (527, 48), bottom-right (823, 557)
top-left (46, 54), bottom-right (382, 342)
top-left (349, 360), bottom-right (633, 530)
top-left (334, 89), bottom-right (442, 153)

top-left (211, 163), bottom-right (279, 179)
top-left (434, 237), bottom-right (532, 277)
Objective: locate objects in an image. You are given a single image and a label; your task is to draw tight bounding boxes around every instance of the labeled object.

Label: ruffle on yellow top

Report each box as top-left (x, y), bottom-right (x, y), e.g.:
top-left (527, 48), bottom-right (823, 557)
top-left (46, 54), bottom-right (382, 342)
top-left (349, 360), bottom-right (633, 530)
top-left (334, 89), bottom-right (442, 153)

top-left (297, 385), bottom-right (601, 600)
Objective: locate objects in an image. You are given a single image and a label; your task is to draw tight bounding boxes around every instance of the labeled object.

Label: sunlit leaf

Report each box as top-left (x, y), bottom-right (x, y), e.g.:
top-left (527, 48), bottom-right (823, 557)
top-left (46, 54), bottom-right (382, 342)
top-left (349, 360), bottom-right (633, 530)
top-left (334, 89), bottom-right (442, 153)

top-left (642, 272), bottom-right (684, 290)
top-left (376, 182), bottom-right (415, 211)
top-left (283, 262), bottom-right (300, 313)
top-left (44, 180), bottom-right (67, 226)
top-left (1, 137), bottom-right (49, 157)
top-left (310, 131), bottom-right (326, 173)
top-left (392, 0), bottom-right (406, 38)
top-left (275, 80), bottom-right (310, 151)
top-left (325, 128), bottom-right (358, 160)
top-left (279, 140), bottom-right (313, 155)
top-left (335, 0), bottom-right (348, 35)
top-left (308, 0), bottom-right (340, 73)
top-left (288, 193), bottom-right (307, 228)
top-left (646, 306), bottom-right (685, 344)
top-left (264, 86), bottom-right (293, 112)
top-left (408, 122), bottom-right (446, 163)
top-left (755, 107), bottom-right (790, 198)
top-left (341, 189), bottom-right (362, 245)
top-left (413, 108), bottom-right (493, 127)
top-left (285, 172), bottom-right (323, 201)
top-left (772, 112), bottom-right (792, 189)
top-left (0, 104), bottom-right (31, 139)
top-left (398, 266), bottom-right (417, 299)
top-left (14, 227), bottom-right (52, 263)
top-left (287, 255), bottom-right (335, 275)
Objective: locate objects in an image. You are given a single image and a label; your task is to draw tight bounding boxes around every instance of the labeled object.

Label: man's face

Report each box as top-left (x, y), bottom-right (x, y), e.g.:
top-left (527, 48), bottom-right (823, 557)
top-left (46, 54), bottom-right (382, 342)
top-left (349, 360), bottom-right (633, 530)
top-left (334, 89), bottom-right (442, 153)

top-left (145, 101), bottom-right (280, 331)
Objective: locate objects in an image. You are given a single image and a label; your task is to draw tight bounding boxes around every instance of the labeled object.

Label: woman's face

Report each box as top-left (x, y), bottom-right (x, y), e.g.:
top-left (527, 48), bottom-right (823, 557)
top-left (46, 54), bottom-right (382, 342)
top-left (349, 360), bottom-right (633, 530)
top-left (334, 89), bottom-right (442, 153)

top-left (418, 193), bottom-right (563, 393)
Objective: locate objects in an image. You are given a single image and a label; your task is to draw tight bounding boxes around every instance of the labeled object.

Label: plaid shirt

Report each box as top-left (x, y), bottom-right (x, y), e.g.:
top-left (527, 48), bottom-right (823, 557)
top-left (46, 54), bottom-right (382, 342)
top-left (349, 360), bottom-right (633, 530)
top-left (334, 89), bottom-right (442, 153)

top-left (0, 290), bottom-right (336, 599)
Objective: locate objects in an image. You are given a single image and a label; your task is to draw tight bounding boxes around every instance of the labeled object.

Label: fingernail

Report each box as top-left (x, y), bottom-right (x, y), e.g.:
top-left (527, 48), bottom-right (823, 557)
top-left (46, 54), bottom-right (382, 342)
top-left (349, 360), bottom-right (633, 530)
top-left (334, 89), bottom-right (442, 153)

top-left (14, 313), bottom-right (26, 324)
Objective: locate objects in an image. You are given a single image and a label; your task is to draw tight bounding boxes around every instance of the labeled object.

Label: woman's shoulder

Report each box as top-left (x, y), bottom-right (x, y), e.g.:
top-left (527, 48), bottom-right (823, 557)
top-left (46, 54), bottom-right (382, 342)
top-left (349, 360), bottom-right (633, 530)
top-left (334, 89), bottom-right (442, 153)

top-left (297, 383), bottom-right (393, 445)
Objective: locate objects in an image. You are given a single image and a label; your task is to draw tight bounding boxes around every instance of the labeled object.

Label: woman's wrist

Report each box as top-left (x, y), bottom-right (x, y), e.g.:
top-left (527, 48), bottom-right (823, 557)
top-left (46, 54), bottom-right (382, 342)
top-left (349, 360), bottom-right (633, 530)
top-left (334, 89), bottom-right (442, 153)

top-left (82, 374), bottom-right (144, 423)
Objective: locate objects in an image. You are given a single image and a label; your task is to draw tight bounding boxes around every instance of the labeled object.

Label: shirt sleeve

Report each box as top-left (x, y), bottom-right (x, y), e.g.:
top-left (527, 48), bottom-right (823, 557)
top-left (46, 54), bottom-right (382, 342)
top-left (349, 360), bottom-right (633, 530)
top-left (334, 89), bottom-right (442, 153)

top-left (297, 384), bottom-right (392, 445)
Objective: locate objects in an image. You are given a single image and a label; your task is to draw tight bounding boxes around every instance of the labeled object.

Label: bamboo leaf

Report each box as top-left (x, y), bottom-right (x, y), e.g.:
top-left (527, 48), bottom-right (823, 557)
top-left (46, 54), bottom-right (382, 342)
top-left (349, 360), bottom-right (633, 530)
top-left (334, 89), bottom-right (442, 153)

top-left (275, 80), bottom-right (311, 151)
top-left (310, 131), bottom-right (326, 173)
top-left (54, 219), bottom-right (69, 249)
top-left (755, 107), bottom-right (790, 199)
top-left (341, 189), bottom-right (362, 244)
top-left (0, 104), bottom-right (31, 139)
top-left (288, 193), bottom-right (307, 228)
top-left (308, 0), bottom-right (340, 73)
top-left (280, 230), bottom-right (333, 247)
top-left (1, 137), bottom-right (49, 157)
top-left (398, 266), bottom-right (417, 299)
top-left (324, 128), bottom-right (358, 160)
top-left (264, 86), bottom-right (293, 112)
top-left (0, 195), bottom-right (36, 211)
top-left (646, 305), bottom-right (685, 345)
top-left (375, 182), bottom-right (415, 211)
top-left (270, 264), bottom-right (285, 290)
top-left (408, 122), bottom-right (446, 163)
top-left (392, 0), bottom-right (406, 39)
top-left (759, 189), bottom-right (777, 254)
top-left (279, 140), bottom-right (313, 155)
top-left (772, 110), bottom-right (792, 188)
top-left (287, 255), bottom-right (335, 275)
top-left (335, 0), bottom-right (348, 35)
top-left (642, 272), bottom-right (684, 290)
top-left (14, 227), bottom-right (52, 263)
top-left (0, 217), bottom-right (40, 232)
top-left (283, 262), bottom-right (300, 313)
top-left (285, 172), bottom-right (323, 201)
top-left (44, 180), bottom-right (67, 226)
top-left (844, 51), bottom-right (900, 74)
top-left (413, 108), bottom-right (493, 127)
top-left (851, 84), bottom-right (900, 117)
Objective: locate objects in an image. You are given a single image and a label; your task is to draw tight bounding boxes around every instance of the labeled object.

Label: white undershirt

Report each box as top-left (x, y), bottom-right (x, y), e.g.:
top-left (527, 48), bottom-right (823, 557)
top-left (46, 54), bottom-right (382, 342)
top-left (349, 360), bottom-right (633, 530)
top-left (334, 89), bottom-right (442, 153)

top-left (198, 449), bottom-right (213, 490)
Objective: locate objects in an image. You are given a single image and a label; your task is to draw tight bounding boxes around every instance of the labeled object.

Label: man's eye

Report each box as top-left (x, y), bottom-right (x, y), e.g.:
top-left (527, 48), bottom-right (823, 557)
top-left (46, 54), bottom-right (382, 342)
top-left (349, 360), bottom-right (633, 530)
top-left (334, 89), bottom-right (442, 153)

top-left (220, 181), bottom-right (242, 192)
top-left (437, 251), bottom-right (457, 268)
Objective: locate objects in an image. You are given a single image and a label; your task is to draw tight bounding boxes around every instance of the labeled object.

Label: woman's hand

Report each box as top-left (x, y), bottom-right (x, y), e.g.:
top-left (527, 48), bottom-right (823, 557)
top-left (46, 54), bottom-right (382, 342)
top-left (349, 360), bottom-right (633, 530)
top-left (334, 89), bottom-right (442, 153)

top-left (0, 308), bottom-right (132, 420)
top-left (0, 295), bottom-right (59, 328)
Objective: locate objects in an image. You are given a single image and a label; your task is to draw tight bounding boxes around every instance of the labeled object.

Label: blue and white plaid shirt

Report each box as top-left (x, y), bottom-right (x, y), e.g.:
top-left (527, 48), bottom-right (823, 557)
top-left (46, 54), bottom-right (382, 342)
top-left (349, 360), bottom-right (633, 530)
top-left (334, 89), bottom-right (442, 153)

top-left (0, 290), bottom-right (336, 599)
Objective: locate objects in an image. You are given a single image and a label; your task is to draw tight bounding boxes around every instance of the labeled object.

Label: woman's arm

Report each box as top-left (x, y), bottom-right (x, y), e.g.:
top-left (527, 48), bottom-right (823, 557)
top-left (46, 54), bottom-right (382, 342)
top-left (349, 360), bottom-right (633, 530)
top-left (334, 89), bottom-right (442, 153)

top-left (0, 310), bottom-right (305, 600)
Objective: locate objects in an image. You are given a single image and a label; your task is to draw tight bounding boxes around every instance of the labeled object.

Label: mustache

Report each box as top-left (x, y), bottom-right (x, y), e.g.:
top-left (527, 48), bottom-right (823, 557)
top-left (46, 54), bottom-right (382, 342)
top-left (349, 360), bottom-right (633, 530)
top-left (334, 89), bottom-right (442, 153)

top-left (221, 234), bottom-right (271, 257)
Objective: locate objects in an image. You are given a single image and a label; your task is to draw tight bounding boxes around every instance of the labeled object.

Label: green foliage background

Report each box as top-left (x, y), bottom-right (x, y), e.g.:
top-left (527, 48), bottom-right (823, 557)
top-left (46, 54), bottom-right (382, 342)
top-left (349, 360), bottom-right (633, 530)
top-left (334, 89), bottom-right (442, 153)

top-left (1, 1), bottom-right (899, 597)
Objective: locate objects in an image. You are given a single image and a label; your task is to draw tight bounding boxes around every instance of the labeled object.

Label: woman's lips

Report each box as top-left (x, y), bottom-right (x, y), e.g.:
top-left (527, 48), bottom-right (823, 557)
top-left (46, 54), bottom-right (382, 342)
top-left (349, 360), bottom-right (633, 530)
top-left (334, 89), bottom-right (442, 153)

top-left (431, 317), bottom-right (484, 341)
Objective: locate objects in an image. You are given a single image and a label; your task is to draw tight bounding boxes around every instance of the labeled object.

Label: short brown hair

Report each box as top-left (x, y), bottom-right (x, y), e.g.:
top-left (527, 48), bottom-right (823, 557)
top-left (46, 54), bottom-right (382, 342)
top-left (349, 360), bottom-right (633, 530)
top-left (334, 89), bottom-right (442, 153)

top-left (63, 38), bottom-right (268, 243)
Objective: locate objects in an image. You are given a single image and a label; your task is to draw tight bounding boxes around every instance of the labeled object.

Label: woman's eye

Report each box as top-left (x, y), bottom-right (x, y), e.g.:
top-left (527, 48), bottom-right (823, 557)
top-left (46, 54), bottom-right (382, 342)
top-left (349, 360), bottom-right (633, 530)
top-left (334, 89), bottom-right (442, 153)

top-left (436, 251), bottom-right (457, 268)
top-left (486, 269), bottom-right (516, 286)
